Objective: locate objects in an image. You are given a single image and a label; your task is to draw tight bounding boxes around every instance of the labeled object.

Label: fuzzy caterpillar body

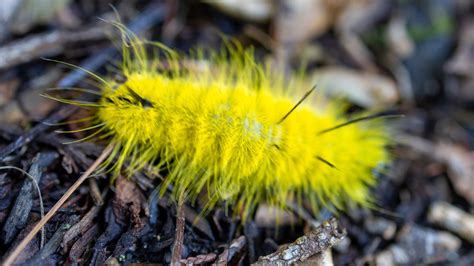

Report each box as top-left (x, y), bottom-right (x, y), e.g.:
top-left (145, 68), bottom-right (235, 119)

top-left (71, 36), bottom-right (389, 218)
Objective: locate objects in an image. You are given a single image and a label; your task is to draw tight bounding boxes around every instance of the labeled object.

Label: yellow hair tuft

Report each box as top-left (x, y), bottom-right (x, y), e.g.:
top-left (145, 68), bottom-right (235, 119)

top-left (64, 30), bottom-right (391, 219)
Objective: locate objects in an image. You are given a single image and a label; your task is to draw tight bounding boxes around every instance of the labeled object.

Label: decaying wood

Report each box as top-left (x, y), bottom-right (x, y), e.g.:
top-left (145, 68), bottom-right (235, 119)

top-left (112, 223), bottom-right (151, 260)
top-left (1, 152), bottom-right (58, 245)
top-left (24, 215), bottom-right (79, 265)
top-left (62, 203), bottom-right (103, 251)
top-left (2, 219), bottom-right (41, 265)
top-left (68, 224), bottom-right (99, 262)
top-left (253, 218), bottom-right (346, 265)
top-left (2, 144), bottom-right (114, 266)
top-left (88, 178), bottom-right (104, 206)
top-left (171, 201), bottom-right (186, 266)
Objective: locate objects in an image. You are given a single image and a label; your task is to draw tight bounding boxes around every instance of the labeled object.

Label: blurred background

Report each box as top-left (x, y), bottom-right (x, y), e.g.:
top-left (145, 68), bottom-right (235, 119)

top-left (0, 0), bottom-right (473, 265)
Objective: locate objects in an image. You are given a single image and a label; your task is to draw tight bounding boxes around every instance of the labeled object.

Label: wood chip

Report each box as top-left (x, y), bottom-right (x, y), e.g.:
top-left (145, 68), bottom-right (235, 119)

top-left (2, 152), bottom-right (58, 245)
top-left (62, 205), bottom-right (102, 252)
top-left (253, 218), bottom-right (346, 265)
top-left (24, 215), bottom-right (79, 265)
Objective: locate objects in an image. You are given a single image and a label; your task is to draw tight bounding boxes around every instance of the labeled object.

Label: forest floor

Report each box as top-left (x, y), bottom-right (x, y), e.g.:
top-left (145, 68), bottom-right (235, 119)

top-left (0, 0), bottom-right (473, 265)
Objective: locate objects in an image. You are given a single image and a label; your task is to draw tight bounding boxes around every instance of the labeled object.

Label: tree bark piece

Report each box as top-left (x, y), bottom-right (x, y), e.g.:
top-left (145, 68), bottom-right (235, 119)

top-left (24, 215), bottom-right (79, 265)
top-left (171, 201), bottom-right (185, 266)
top-left (1, 152), bottom-right (58, 245)
top-left (253, 218), bottom-right (346, 265)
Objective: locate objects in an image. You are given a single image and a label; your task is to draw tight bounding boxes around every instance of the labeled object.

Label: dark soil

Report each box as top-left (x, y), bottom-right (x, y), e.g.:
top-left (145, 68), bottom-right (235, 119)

top-left (0, 0), bottom-right (473, 265)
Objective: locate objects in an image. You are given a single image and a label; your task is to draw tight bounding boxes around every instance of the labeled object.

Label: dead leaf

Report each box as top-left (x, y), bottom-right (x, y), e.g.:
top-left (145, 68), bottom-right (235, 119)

top-left (274, 0), bottom-right (340, 45)
top-left (114, 176), bottom-right (146, 226)
top-left (444, 19), bottom-right (474, 102)
top-left (386, 15), bottom-right (415, 58)
top-left (312, 66), bottom-right (399, 108)
top-left (445, 19), bottom-right (474, 76)
top-left (272, 0), bottom-right (344, 71)
top-left (336, 0), bottom-right (390, 71)
top-left (255, 204), bottom-right (298, 227)
top-left (0, 101), bottom-right (27, 125)
top-left (0, 78), bottom-right (18, 107)
top-left (19, 86), bottom-right (59, 121)
top-left (434, 143), bottom-right (474, 205)
top-left (206, 0), bottom-right (273, 22)
top-left (5, 0), bottom-right (71, 34)
top-left (398, 135), bottom-right (474, 205)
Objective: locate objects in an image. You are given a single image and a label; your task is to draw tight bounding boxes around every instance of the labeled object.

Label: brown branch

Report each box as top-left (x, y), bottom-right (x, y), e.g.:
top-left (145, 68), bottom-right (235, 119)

top-left (0, 28), bottom-right (105, 70)
top-left (252, 218), bottom-right (346, 265)
top-left (171, 201), bottom-right (186, 266)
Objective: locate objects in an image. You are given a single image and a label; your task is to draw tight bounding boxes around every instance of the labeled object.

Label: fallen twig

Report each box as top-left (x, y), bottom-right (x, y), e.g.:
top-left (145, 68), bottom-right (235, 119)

top-left (0, 28), bottom-right (105, 70)
top-left (252, 218), bottom-right (346, 265)
top-left (171, 201), bottom-right (186, 266)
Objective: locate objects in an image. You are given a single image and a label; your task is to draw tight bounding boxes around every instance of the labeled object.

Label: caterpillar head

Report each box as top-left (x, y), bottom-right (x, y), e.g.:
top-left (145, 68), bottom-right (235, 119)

top-left (97, 73), bottom-right (163, 145)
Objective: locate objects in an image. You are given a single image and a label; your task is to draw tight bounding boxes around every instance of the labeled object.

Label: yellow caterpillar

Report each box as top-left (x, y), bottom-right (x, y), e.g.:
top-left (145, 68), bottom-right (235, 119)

top-left (55, 30), bottom-right (391, 219)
